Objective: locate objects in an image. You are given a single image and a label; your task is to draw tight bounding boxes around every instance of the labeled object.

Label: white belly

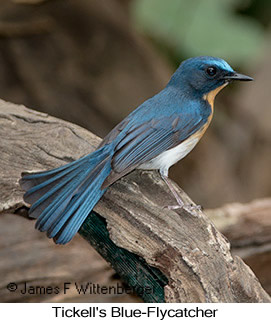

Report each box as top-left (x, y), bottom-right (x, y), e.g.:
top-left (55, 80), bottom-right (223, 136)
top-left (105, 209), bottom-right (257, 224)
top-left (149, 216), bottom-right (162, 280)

top-left (138, 135), bottom-right (199, 175)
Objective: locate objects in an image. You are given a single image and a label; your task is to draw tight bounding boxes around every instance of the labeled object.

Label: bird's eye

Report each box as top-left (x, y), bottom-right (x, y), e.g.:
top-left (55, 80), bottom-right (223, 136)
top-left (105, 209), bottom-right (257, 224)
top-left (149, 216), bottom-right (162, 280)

top-left (206, 66), bottom-right (217, 77)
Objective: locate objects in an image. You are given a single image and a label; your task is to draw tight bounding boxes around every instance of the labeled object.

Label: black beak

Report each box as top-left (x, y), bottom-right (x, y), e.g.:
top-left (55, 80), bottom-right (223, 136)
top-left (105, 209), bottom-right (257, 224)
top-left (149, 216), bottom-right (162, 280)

top-left (224, 72), bottom-right (254, 82)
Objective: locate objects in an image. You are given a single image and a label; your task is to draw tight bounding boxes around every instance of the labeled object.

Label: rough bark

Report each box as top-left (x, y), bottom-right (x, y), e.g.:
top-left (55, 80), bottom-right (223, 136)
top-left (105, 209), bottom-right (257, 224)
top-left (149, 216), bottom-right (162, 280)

top-left (206, 199), bottom-right (271, 296)
top-left (0, 99), bottom-right (270, 303)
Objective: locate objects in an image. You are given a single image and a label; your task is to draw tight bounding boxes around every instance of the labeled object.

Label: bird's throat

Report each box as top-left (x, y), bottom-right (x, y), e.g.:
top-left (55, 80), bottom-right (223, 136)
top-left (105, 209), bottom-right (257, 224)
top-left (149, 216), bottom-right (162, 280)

top-left (199, 82), bottom-right (229, 140)
top-left (203, 83), bottom-right (228, 110)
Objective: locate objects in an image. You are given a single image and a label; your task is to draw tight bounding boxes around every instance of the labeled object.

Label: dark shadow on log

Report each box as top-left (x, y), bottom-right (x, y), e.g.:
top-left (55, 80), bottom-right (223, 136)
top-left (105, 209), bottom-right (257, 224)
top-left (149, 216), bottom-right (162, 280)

top-left (79, 212), bottom-right (168, 302)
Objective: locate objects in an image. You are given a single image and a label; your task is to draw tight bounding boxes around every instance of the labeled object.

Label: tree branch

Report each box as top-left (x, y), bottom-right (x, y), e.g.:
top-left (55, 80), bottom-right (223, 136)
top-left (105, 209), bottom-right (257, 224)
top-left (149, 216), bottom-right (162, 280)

top-left (0, 99), bottom-right (270, 302)
top-left (206, 199), bottom-right (271, 296)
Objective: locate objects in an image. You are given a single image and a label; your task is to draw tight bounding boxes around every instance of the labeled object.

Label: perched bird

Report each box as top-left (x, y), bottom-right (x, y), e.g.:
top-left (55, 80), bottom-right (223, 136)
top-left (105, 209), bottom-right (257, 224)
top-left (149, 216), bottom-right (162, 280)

top-left (20, 56), bottom-right (253, 244)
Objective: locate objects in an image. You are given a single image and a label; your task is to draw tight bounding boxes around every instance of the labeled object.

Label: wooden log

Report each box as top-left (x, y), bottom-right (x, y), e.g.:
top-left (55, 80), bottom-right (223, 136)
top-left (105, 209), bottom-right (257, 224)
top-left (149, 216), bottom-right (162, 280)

top-left (0, 99), bottom-right (270, 302)
top-left (206, 199), bottom-right (271, 296)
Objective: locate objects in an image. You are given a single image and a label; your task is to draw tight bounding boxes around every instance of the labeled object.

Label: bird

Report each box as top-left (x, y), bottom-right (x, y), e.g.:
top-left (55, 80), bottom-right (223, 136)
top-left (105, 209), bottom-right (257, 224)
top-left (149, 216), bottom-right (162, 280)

top-left (20, 56), bottom-right (253, 244)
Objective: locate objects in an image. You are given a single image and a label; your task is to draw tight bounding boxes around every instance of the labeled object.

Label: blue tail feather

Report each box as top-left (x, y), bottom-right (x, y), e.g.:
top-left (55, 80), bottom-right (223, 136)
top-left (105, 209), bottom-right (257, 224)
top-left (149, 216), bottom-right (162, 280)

top-left (43, 157), bottom-right (110, 238)
top-left (20, 153), bottom-right (92, 190)
top-left (26, 157), bottom-right (92, 219)
top-left (35, 178), bottom-right (83, 231)
top-left (52, 159), bottom-right (111, 244)
top-left (20, 145), bottom-right (112, 244)
top-left (23, 159), bottom-right (87, 202)
top-left (29, 168), bottom-right (86, 218)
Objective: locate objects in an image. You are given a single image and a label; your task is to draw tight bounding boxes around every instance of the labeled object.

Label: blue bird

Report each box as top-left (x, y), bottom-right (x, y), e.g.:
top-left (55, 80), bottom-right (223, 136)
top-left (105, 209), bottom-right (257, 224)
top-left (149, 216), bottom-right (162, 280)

top-left (20, 56), bottom-right (253, 244)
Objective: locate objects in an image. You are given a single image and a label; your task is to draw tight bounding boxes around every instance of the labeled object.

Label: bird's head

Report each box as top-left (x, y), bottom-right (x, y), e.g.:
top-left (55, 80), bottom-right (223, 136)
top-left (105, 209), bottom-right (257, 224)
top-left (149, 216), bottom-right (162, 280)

top-left (168, 56), bottom-right (253, 99)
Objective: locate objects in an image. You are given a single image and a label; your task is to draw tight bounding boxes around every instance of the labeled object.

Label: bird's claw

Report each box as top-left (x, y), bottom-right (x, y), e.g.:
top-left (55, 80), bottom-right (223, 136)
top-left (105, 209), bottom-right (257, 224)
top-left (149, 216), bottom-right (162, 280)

top-left (183, 203), bottom-right (202, 212)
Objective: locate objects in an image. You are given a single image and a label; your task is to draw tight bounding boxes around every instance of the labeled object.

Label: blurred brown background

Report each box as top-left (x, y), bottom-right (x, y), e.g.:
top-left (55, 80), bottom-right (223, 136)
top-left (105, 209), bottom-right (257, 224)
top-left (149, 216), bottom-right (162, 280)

top-left (0, 0), bottom-right (270, 302)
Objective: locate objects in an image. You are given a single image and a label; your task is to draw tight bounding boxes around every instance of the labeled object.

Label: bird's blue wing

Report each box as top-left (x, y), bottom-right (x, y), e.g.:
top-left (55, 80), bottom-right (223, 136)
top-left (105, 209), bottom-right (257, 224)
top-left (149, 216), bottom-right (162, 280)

top-left (102, 113), bottom-right (205, 188)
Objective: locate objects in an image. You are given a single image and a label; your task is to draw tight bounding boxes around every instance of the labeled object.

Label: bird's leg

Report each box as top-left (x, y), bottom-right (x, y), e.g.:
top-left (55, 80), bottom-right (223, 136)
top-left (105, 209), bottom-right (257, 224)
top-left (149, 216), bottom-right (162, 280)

top-left (160, 170), bottom-right (202, 212)
top-left (160, 173), bottom-right (184, 209)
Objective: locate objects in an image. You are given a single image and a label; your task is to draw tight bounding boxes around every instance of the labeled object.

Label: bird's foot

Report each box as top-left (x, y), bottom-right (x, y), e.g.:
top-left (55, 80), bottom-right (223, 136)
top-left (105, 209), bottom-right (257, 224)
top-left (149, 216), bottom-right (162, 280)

top-left (183, 203), bottom-right (202, 212)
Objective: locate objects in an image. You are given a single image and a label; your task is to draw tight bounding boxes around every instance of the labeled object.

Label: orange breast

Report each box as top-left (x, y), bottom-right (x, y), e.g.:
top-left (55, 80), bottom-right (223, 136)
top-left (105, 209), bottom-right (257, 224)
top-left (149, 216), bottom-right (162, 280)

top-left (196, 83), bottom-right (229, 139)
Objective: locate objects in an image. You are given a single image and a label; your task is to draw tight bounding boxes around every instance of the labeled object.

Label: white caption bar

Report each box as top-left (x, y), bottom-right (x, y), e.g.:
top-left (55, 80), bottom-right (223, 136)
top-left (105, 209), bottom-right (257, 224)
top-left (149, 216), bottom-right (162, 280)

top-left (1, 303), bottom-right (270, 322)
